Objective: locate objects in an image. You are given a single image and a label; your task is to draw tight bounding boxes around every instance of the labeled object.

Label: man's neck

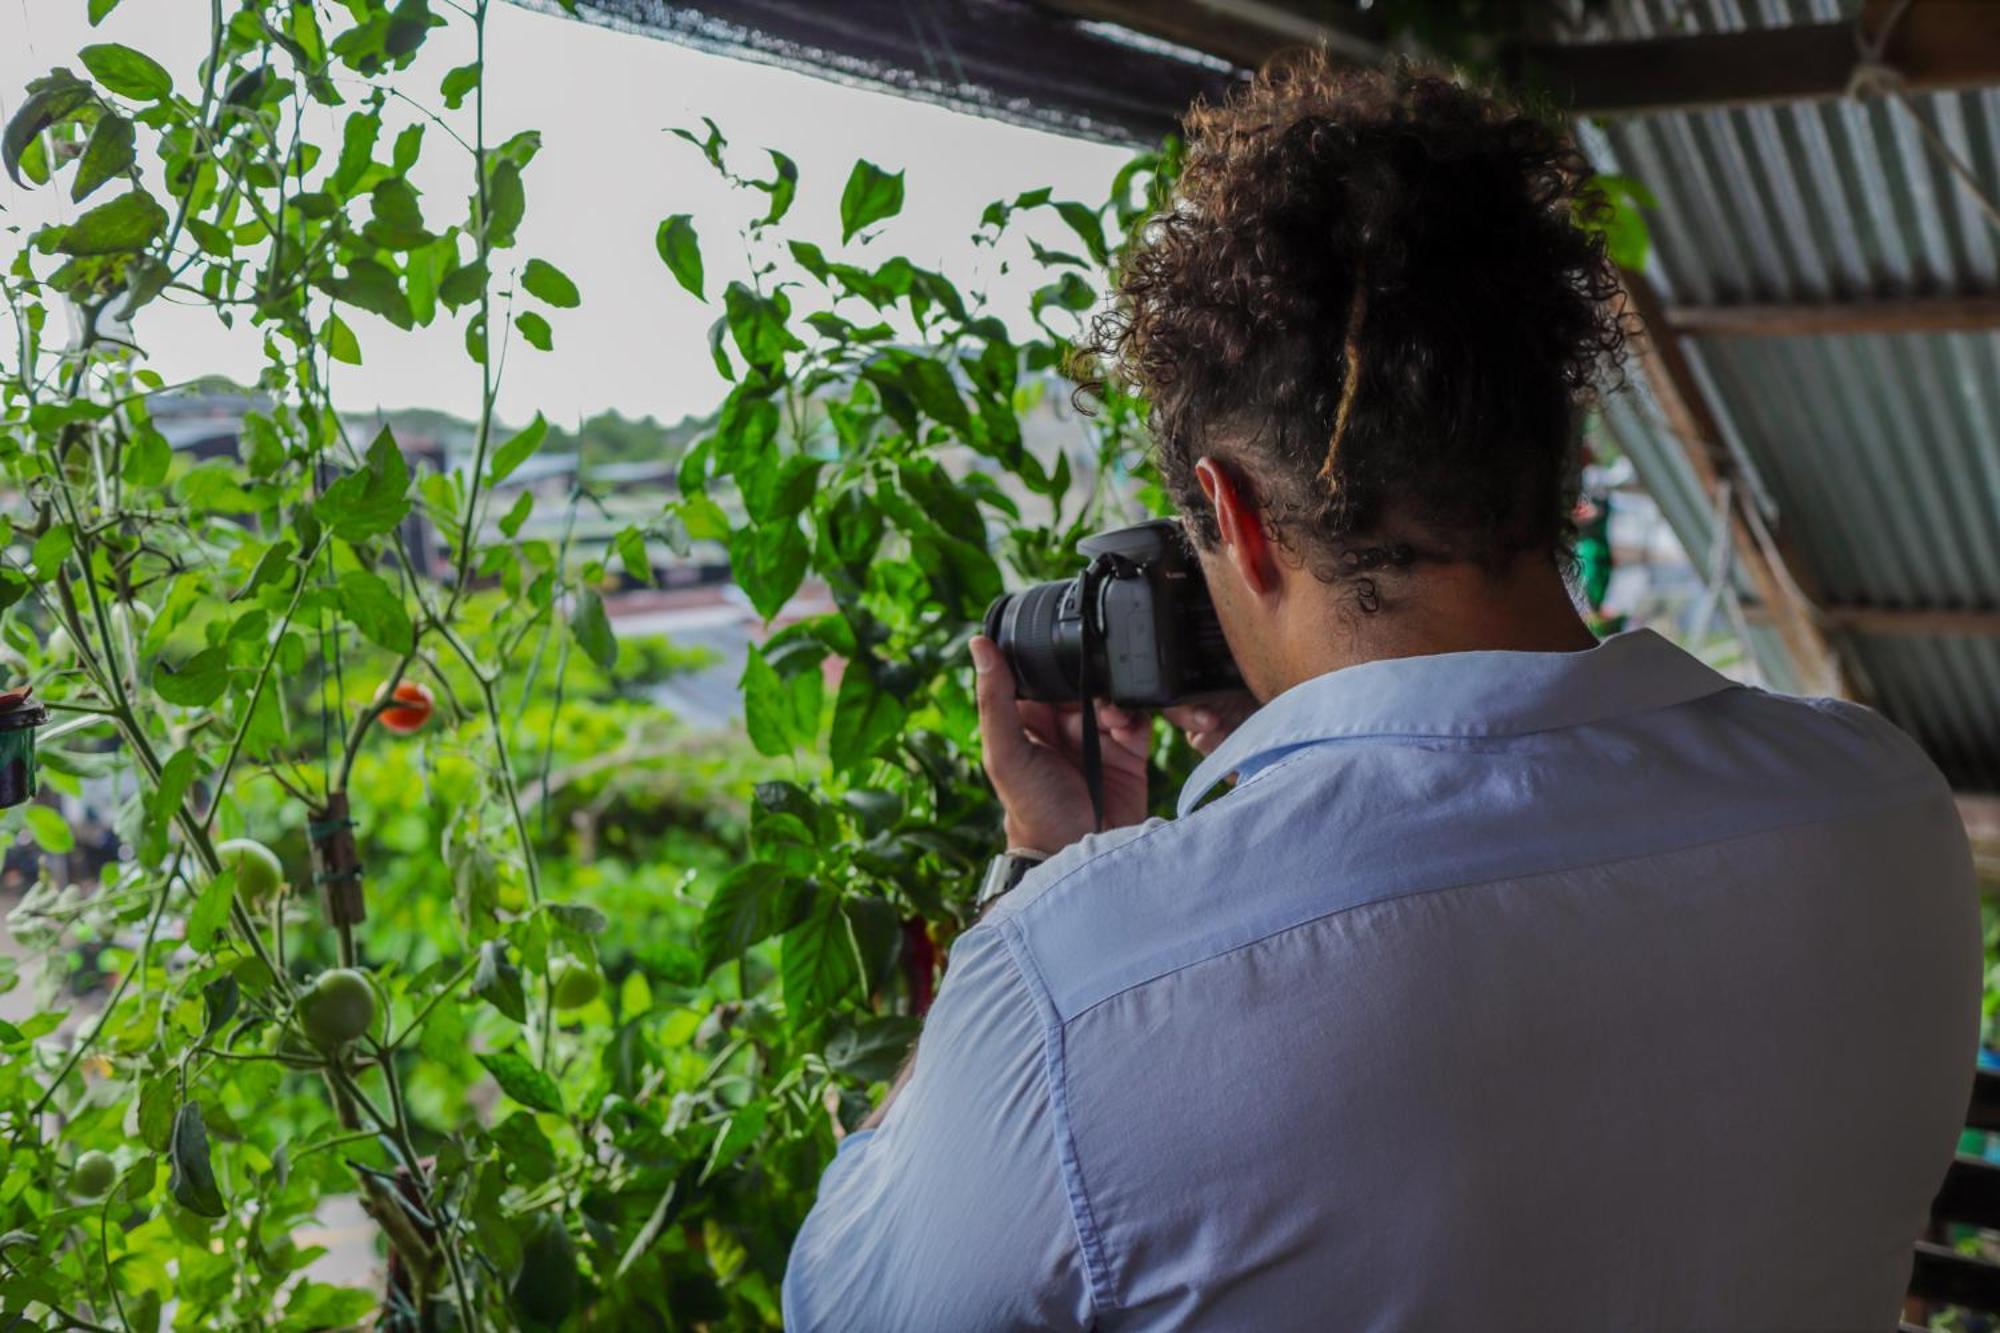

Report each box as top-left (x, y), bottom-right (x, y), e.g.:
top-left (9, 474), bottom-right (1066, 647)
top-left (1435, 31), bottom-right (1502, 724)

top-left (1270, 555), bottom-right (1599, 696)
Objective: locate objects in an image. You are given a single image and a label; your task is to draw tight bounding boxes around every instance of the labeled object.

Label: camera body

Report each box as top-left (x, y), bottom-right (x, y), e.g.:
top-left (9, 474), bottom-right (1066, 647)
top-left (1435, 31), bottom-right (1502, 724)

top-left (983, 519), bottom-right (1243, 709)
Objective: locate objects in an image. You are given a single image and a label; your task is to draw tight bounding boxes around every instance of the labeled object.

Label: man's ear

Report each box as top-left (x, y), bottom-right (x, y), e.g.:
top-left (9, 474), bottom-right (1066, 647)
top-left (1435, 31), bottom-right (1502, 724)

top-left (1194, 458), bottom-right (1278, 598)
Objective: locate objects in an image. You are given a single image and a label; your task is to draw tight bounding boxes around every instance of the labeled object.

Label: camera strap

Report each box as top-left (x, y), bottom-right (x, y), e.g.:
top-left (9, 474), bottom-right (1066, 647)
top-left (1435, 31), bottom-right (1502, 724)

top-left (1076, 555), bottom-right (1113, 834)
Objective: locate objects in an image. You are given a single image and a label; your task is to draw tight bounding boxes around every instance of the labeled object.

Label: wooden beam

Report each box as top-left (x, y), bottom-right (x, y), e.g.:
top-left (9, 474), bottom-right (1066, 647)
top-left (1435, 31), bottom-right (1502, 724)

top-left (1518, 2), bottom-right (2000, 118)
top-left (1667, 296), bottom-right (2000, 339)
top-left (552, 0), bottom-right (1241, 148)
top-left (1820, 606), bottom-right (2000, 637)
top-left (1963, 793), bottom-right (2000, 844)
top-left (1963, 794), bottom-right (2000, 887)
top-left (1030, 0), bottom-right (1384, 69)
top-left (1620, 274), bottom-right (1850, 697)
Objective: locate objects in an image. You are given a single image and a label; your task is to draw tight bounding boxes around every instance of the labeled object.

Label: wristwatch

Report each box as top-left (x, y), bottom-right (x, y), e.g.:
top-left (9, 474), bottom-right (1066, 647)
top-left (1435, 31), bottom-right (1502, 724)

top-left (976, 847), bottom-right (1049, 913)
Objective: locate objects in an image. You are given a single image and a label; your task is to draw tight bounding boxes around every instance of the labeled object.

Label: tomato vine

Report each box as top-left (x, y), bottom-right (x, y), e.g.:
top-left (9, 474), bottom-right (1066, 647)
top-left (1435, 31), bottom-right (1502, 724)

top-left (0, 1), bottom-right (1181, 1328)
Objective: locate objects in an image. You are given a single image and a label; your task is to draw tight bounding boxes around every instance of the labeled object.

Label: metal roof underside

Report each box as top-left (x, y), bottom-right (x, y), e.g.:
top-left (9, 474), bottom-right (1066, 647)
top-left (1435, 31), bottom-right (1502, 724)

top-left (527, 0), bottom-right (2000, 793)
top-left (1579, 0), bottom-right (2000, 791)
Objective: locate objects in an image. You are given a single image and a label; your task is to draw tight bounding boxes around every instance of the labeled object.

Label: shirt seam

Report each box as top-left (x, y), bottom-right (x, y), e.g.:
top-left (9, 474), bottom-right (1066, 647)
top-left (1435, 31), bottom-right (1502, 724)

top-left (1179, 688), bottom-right (1746, 814)
top-left (1000, 917), bottom-right (1117, 1317)
top-left (1067, 774), bottom-right (1951, 1027)
top-left (1015, 749), bottom-right (1320, 927)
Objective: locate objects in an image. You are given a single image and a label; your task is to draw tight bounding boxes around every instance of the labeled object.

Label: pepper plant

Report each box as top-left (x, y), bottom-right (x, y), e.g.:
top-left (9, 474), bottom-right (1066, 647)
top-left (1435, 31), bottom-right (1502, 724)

top-left (0, 1), bottom-right (1176, 1328)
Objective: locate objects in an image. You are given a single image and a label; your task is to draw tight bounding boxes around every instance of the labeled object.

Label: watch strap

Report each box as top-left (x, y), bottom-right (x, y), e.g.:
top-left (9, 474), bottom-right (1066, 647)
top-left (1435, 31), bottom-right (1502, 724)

top-left (976, 848), bottom-right (1048, 912)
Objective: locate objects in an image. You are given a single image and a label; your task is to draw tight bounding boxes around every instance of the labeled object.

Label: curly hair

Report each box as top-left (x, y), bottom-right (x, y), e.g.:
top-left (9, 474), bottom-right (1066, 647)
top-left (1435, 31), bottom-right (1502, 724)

top-left (1086, 56), bottom-right (1628, 599)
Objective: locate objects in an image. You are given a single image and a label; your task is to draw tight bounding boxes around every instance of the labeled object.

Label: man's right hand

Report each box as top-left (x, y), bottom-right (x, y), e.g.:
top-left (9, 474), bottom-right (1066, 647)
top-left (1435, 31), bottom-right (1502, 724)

top-left (1162, 692), bottom-right (1257, 756)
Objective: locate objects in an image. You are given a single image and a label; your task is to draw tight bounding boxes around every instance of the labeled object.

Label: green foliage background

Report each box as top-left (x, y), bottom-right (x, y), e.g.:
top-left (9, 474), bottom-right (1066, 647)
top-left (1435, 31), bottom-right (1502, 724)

top-left (0, 1), bottom-right (1176, 1328)
top-left (0, 2), bottom-right (1666, 1327)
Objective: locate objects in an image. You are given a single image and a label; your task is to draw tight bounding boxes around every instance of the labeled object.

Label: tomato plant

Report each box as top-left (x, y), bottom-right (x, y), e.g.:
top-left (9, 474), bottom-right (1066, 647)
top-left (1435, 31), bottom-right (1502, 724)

top-left (0, 1), bottom-right (1181, 1328)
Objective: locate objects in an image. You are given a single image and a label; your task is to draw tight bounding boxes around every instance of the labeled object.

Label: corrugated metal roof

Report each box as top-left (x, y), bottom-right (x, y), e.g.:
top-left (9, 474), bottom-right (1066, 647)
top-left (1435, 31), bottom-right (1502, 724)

top-left (1579, 0), bottom-right (2000, 789)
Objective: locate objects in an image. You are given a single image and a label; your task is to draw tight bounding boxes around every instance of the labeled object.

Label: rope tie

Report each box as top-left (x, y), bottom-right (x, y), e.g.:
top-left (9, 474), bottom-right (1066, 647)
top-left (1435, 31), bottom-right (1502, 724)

top-left (1847, 0), bottom-right (2000, 237)
top-left (1317, 268), bottom-right (1369, 487)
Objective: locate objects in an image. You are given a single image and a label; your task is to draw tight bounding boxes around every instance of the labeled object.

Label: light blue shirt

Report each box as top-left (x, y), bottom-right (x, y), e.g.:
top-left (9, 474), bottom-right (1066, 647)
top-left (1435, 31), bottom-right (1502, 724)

top-left (784, 630), bottom-right (1980, 1331)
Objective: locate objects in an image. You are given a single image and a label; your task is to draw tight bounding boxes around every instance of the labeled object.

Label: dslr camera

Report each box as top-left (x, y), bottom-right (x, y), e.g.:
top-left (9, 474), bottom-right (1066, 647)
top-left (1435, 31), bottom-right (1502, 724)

top-left (982, 519), bottom-right (1243, 709)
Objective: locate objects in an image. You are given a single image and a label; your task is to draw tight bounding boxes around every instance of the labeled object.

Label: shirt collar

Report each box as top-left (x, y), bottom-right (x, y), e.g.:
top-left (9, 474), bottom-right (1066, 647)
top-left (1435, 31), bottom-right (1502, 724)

top-left (1177, 629), bottom-right (1739, 817)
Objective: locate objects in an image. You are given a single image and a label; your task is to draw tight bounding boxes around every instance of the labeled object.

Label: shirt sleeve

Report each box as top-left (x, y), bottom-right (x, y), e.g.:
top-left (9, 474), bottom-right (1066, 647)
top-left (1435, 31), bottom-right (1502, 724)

top-left (782, 922), bottom-right (1096, 1332)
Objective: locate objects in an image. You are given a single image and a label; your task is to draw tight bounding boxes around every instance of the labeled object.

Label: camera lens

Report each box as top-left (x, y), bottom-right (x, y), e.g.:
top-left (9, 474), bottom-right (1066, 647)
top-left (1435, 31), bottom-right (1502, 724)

top-left (984, 579), bottom-right (1087, 702)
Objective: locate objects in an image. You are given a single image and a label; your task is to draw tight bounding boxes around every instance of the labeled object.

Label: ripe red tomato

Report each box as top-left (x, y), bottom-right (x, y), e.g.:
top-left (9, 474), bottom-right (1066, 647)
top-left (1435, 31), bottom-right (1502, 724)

top-left (376, 681), bottom-right (434, 735)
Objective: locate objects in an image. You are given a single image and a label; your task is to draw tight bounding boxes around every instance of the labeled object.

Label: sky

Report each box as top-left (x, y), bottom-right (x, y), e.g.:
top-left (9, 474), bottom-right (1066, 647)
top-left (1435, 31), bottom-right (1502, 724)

top-left (0, 0), bottom-right (1129, 428)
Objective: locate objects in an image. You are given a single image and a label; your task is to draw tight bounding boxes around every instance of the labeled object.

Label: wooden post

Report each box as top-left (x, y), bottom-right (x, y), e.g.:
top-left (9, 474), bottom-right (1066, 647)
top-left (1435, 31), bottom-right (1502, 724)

top-left (1620, 274), bottom-right (1851, 698)
top-left (310, 791), bottom-right (366, 928)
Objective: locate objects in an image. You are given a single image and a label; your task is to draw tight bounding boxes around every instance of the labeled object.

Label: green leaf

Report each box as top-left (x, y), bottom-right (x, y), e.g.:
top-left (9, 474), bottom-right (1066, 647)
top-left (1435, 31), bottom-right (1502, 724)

top-left (440, 62), bottom-right (480, 109)
top-left (72, 111), bottom-right (134, 202)
top-left (4, 70), bottom-right (92, 188)
top-left (699, 1101), bottom-right (768, 1184)
top-left (613, 526), bottom-right (651, 585)
top-left (337, 570), bottom-right (414, 653)
top-left (316, 428), bottom-right (410, 540)
top-left (741, 648), bottom-right (822, 757)
top-left (88, 0), bottom-right (124, 23)
top-left (521, 258), bottom-right (579, 308)
top-left (365, 177), bottom-right (431, 250)
top-left (122, 426), bottom-right (171, 486)
top-left (756, 150), bottom-right (798, 228)
top-left (825, 1015), bottom-right (921, 1084)
top-left (138, 1074), bottom-right (174, 1151)
top-left (840, 159), bottom-right (905, 243)
top-left (546, 902), bottom-right (608, 935)
top-left (30, 526), bottom-right (72, 578)
top-left (498, 490), bottom-right (534, 538)
top-left (478, 1049), bottom-right (565, 1115)
top-left (742, 454), bottom-right (822, 525)
top-left (79, 43), bottom-right (173, 100)
top-left (322, 257), bottom-right (412, 329)
top-left (515, 310), bottom-right (553, 351)
top-left (483, 158), bottom-right (525, 248)
top-left (723, 282), bottom-right (803, 371)
top-left (503, 313), bottom-right (556, 363)
top-left (655, 214), bottom-right (703, 300)
top-left (697, 863), bottom-right (812, 976)
top-left (155, 647), bottom-right (230, 707)
top-left (568, 590), bottom-right (617, 671)
top-left (56, 188), bottom-right (167, 256)
top-left (186, 865), bottom-right (236, 952)
top-left (782, 894), bottom-right (861, 1019)
top-left (201, 975), bottom-right (240, 1037)
top-left (489, 413), bottom-right (546, 483)
top-left (239, 413), bottom-right (286, 479)
top-left (1054, 200), bottom-right (1109, 265)
top-left (471, 940), bottom-right (526, 1023)
top-left (24, 805), bottom-right (73, 854)
top-left (829, 660), bottom-right (907, 773)
top-left (143, 746), bottom-right (198, 863)
top-left (169, 1102), bottom-right (227, 1217)
top-left (332, 110), bottom-right (379, 195)
top-left (727, 521), bottom-right (808, 622)
top-left (327, 314), bottom-right (362, 365)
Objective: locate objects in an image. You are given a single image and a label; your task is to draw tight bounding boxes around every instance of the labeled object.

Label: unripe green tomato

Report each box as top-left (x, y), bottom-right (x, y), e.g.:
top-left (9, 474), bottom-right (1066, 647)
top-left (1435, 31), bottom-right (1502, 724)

top-left (70, 1150), bottom-right (116, 1199)
top-left (301, 968), bottom-right (377, 1046)
top-left (549, 957), bottom-right (602, 1011)
top-left (215, 838), bottom-right (285, 903)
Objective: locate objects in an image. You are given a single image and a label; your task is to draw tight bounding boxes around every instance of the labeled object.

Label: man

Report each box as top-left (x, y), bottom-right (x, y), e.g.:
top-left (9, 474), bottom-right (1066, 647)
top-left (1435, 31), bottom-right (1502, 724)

top-left (783, 58), bottom-right (1979, 1331)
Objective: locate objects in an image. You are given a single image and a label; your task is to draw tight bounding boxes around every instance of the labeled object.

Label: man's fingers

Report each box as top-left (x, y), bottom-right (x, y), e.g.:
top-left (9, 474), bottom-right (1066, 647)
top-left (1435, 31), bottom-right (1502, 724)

top-left (970, 636), bottom-right (1031, 774)
top-left (1162, 705), bottom-right (1219, 733)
